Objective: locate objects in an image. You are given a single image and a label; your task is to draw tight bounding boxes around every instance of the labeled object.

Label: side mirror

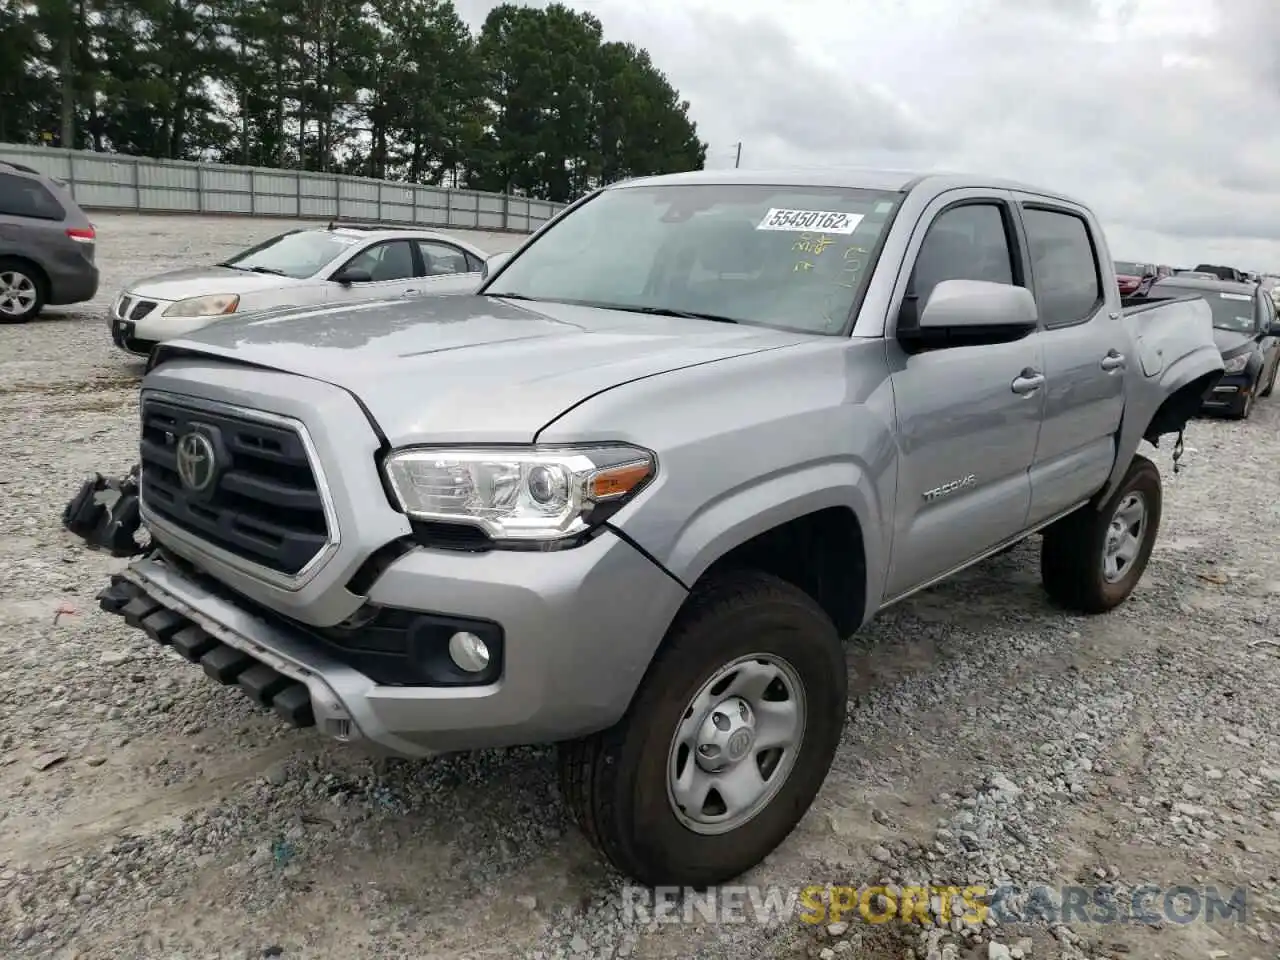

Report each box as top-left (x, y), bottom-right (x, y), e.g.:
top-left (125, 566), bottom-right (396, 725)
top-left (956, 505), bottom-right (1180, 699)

top-left (915, 279), bottom-right (1039, 336)
top-left (333, 267), bottom-right (372, 286)
top-left (480, 251), bottom-right (511, 281)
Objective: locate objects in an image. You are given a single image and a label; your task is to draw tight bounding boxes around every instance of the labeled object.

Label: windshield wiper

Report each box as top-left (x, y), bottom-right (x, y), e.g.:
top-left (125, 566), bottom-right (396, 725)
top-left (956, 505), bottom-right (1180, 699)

top-left (607, 304), bottom-right (740, 324)
top-left (247, 265), bottom-right (286, 276)
top-left (485, 292), bottom-right (543, 302)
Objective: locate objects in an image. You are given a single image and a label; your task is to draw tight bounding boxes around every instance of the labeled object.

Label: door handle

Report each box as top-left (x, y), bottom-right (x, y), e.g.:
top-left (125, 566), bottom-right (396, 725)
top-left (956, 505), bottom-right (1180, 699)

top-left (1100, 351), bottom-right (1126, 371)
top-left (401, 289), bottom-right (420, 297)
top-left (1011, 371), bottom-right (1045, 395)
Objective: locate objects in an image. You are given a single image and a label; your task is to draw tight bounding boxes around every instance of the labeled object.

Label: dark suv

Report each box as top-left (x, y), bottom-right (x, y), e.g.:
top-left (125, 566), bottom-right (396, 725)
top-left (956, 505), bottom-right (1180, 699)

top-left (0, 160), bottom-right (99, 323)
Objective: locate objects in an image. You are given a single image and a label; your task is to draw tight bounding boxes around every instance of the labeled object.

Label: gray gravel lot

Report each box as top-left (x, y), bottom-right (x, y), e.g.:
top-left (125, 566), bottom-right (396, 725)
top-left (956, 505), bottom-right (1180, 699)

top-left (2, 213), bottom-right (1280, 960)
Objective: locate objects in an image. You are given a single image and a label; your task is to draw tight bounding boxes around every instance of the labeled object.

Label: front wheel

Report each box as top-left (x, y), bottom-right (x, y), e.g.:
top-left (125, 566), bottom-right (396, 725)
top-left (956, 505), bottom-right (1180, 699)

top-left (558, 571), bottom-right (848, 888)
top-left (1040, 454), bottom-right (1162, 613)
top-left (1261, 362), bottom-right (1277, 399)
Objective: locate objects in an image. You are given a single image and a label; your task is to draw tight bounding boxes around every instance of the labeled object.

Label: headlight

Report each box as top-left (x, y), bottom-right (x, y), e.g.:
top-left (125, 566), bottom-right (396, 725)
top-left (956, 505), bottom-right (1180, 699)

top-left (163, 294), bottom-right (240, 318)
top-left (1221, 353), bottom-right (1250, 374)
top-left (382, 445), bottom-right (656, 542)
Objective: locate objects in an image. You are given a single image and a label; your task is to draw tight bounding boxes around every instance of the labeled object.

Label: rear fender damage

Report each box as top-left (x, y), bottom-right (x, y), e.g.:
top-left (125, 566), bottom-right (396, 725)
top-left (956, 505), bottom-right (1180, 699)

top-left (1142, 370), bottom-right (1224, 444)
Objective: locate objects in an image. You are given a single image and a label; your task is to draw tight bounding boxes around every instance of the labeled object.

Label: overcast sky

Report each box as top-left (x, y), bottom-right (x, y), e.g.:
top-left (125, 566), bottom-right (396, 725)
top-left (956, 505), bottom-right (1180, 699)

top-left (454, 0), bottom-right (1280, 272)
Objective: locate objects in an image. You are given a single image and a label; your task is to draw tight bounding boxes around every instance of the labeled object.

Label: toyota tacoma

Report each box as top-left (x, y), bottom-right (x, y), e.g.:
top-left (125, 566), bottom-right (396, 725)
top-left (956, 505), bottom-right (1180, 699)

top-left (63, 169), bottom-right (1224, 888)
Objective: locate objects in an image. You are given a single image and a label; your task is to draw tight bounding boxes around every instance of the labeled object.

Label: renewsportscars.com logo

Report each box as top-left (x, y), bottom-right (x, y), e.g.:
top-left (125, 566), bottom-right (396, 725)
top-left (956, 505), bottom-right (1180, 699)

top-left (621, 883), bottom-right (1248, 927)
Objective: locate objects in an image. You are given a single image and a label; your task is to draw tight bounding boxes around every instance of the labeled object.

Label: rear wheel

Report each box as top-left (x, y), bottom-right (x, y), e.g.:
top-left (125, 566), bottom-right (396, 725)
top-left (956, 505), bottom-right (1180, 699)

top-left (1040, 454), bottom-right (1162, 614)
top-left (0, 259), bottom-right (45, 323)
top-left (558, 571), bottom-right (847, 888)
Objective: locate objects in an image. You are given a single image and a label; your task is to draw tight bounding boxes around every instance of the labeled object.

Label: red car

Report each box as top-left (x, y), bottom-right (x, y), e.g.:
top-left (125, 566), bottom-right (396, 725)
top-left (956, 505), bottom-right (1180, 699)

top-left (1114, 261), bottom-right (1171, 297)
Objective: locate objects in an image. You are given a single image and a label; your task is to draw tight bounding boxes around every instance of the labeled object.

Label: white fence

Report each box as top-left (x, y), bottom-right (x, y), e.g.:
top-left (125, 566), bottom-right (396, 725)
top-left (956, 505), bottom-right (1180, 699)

top-left (0, 142), bottom-right (567, 233)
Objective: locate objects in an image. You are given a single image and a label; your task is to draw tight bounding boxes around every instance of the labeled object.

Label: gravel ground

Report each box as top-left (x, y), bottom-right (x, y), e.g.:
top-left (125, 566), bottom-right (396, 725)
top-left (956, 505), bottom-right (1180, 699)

top-left (2, 212), bottom-right (1280, 960)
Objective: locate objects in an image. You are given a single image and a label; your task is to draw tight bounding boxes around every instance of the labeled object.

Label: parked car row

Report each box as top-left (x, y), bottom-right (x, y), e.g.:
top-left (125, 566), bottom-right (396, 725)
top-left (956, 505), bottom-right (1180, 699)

top-left (1115, 258), bottom-right (1280, 420)
top-left (0, 158), bottom-right (501, 339)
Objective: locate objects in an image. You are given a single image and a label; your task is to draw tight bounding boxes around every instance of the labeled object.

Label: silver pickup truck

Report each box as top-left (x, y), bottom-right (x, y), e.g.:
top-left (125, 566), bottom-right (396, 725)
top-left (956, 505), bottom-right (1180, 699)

top-left (65, 169), bottom-right (1223, 888)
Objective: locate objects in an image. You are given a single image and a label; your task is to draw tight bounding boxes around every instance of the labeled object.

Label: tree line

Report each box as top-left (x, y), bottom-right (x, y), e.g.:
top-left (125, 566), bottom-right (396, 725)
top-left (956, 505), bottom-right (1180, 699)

top-left (0, 0), bottom-right (707, 202)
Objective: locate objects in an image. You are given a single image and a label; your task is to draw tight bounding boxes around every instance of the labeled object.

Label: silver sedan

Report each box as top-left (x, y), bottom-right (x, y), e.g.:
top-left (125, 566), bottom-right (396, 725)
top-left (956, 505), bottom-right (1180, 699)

top-left (108, 223), bottom-right (490, 356)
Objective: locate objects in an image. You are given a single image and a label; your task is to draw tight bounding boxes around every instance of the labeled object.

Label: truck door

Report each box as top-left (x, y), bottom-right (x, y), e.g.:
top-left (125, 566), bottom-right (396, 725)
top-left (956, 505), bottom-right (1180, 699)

top-left (882, 192), bottom-right (1045, 600)
top-left (1012, 198), bottom-right (1128, 526)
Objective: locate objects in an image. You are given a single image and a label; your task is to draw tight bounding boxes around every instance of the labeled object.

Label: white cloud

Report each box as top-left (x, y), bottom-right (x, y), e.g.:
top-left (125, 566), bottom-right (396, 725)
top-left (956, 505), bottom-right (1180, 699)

top-left (458, 0), bottom-right (1280, 271)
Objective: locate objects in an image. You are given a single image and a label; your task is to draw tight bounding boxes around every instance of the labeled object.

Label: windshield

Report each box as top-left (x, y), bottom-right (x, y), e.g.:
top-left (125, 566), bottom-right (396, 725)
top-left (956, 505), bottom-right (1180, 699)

top-left (484, 183), bottom-right (904, 334)
top-left (1205, 290), bottom-right (1257, 332)
top-left (1114, 261), bottom-right (1147, 277)
top-left (219, 229), bottom-right (361, 279)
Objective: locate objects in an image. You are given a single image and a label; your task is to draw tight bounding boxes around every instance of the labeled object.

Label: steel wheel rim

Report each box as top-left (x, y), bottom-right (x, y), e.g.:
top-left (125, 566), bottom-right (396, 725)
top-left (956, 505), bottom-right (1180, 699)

top-left (666, 652), bottom-right (807, 836)
top-left (1102, 491), bottom-right (1146, 583)
top-left (0, 271), bottom-right (37, 316)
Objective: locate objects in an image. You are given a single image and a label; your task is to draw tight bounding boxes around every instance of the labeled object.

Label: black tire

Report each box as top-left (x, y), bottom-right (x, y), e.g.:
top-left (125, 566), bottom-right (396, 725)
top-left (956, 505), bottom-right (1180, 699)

top-left (0, 257), bottom-right (46, 324)
top-left (1040, 454), bottom-right (1162, 614)
top-left (1230, 385), bottom-right (1255, 420)
top-left (1261, 363), bottom-right (1277, 399)
top-left (558, 570), bottom-right (847, 888)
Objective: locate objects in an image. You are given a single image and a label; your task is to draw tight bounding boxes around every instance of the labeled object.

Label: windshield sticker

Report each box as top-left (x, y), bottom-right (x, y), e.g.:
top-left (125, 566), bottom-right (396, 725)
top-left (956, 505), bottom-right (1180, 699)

top-left (1220, 292), bottom-right (1251, 301)
top-left (757, 208), bottom-right (865, 234)
top-left (875, 202), bottom-right (894, 214)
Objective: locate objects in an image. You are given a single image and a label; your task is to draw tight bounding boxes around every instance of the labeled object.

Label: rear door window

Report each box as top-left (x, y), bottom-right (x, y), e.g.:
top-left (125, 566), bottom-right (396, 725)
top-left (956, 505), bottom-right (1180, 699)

top-left (1022, 207), bottom-right (1104, 327)
top-left (417, 240), bottom-right (480, 275)
top-left (0, 172), bottom-right (65, 221)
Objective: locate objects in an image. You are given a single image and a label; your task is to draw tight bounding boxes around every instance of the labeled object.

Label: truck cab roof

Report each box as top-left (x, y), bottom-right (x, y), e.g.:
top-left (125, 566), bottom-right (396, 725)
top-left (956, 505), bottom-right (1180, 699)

top-left (613, 167), bottom-right (1087, 206)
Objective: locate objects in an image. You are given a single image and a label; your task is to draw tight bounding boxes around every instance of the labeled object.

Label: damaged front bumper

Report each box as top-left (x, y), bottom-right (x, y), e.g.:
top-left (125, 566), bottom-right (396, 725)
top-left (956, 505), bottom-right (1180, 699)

top-left (61, 466), bottom-right (150, 557)
top-left (95, 557), bottom-right (359, 738)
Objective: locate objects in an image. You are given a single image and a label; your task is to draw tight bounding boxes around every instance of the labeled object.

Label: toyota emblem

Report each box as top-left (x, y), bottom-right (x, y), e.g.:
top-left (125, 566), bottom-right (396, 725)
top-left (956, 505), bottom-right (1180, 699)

top-left (175, 431), bottom-right (217, 492)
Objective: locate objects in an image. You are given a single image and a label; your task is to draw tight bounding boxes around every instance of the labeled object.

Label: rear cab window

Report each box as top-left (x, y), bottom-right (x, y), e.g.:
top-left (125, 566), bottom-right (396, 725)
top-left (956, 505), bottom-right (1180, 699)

top-left (1021, 206), bottom-right (1104, 327)
top-left (0, 172), bottom-right (66, 221)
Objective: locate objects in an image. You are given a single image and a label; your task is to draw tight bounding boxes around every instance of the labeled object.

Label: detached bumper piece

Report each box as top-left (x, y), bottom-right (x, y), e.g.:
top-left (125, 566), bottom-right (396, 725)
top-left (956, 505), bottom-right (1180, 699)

top-left (95, 574), bottom-right (316, 728)
top-left (61, 467), bottom-right (149, 557)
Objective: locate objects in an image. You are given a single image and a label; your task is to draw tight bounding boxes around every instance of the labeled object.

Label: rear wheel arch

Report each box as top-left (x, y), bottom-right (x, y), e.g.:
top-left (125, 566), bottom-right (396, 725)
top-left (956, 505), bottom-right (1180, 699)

top-left (0, 254), bottom-right (50, 297)
top-left (1140, 369), bottom-right (1224, 444)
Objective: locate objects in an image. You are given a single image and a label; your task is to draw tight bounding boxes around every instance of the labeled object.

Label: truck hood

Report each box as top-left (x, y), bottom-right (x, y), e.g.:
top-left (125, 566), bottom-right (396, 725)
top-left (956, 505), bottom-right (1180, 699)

top-left (1212, 327), bottom-right (1254, 355)
top-left (129, 265), bottom-right (307, 300)
top-left (153, 295), bottom-right (810, 445)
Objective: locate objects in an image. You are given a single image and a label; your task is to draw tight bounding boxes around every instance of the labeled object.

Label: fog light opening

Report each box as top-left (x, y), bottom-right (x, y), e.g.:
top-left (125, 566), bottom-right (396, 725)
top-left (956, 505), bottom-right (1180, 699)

top-left (448, 631), bottom-right (491, 672)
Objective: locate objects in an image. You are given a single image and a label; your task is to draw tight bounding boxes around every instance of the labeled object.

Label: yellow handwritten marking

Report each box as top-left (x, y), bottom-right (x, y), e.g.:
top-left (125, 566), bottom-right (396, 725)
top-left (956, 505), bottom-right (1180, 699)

top-left (793, 260), bottom-right (815, 273)
top-left (793, 232), bottom-right (835, 255)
